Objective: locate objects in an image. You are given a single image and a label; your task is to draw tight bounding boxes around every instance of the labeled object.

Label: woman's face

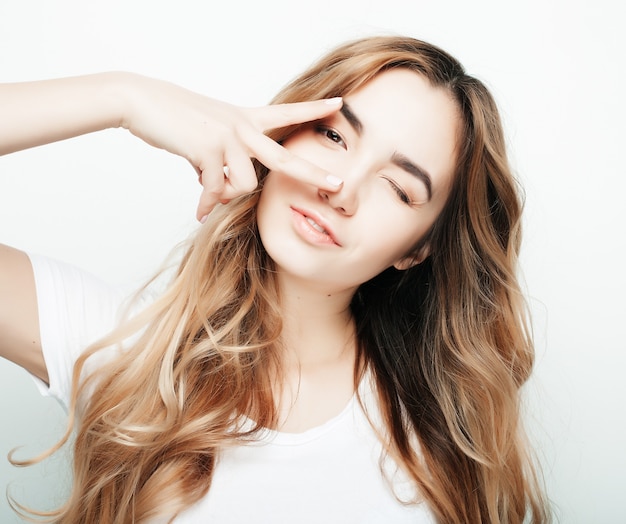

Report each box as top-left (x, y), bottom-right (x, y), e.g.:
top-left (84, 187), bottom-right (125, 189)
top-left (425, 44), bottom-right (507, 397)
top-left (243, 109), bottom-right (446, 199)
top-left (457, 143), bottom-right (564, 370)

top-left (257, 68), bottom-right (459, 295)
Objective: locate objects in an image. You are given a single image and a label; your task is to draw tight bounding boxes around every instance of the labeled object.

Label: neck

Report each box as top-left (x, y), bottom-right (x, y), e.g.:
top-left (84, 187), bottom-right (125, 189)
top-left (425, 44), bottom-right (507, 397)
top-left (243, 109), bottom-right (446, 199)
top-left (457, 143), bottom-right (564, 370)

top-left (273, 272), bottom-right (359, 432)
top-left (277, 272), bottom-right (357, 367)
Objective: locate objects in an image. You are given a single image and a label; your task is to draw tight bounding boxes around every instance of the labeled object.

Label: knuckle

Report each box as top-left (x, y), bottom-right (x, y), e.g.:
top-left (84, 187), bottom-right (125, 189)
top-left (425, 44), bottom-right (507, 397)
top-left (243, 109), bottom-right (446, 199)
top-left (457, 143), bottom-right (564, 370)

top-left (241, 178), bottom-right (258, 192)
top-left (202, 181), bottom-right (223, 197)
top-left (228, 176), bottom-right (257, 195)
top-left (232, 120), bottom-right (249, 139)
top-left (274, 147), bottom-right (294, 167)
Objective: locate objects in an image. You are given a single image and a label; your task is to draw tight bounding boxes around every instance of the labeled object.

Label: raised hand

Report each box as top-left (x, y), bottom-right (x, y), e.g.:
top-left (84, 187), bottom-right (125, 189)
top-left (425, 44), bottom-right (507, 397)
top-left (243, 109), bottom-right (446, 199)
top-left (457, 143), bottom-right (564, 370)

top-left (119, 74), bottom-right (344, 220)
top-left (0, 72), bottom-right (344, 222)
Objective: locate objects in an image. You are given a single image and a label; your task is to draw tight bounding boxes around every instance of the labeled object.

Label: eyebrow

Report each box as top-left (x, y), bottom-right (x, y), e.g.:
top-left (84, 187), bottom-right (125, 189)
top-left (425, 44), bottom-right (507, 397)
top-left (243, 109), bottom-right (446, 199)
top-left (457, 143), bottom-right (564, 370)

top-left (391, 152), bottom-right (433, 201)
top-left (340, 103), bottom-right (363, 135)
top-left (340, 102), bottom-right (433, 201)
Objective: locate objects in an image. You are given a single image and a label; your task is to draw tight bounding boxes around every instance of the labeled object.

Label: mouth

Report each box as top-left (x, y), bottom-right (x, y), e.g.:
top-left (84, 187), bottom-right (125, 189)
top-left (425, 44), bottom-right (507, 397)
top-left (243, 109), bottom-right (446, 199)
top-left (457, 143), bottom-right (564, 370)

top-left (290, 207), bottom-right (341, 246)
top-left (305, 216), bottom-right (329, 234)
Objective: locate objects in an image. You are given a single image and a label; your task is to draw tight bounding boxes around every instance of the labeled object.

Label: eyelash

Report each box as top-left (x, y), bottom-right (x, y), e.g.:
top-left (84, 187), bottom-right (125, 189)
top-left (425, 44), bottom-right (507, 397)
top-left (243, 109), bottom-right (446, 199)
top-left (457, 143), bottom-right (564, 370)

top-left (316, 125), bottom-right (412, 206)
top-left (383, 177), bottom-right (411, 205)
top-left (316, 125), bottom-right (346, 148)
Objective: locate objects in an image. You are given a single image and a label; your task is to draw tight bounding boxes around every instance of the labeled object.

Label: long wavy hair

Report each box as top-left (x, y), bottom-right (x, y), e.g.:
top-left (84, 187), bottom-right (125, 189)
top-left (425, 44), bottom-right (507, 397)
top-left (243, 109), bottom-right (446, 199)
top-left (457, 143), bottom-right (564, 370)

top-left (15, 36), bottom-right (549, 523)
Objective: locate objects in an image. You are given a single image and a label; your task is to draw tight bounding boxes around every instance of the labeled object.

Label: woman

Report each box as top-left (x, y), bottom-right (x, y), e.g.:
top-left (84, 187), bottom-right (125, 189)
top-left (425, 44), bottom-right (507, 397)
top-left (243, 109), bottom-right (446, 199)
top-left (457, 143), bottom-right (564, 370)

top-left (0, 36), bottom-right (550, 523)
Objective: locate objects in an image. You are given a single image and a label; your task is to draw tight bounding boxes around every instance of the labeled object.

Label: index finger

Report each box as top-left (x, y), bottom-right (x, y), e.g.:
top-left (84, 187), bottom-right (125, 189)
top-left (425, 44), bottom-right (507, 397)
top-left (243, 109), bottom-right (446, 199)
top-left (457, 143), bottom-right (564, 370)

top-left (248, 97), bottom-right (343, 132)
top-left (242, 128), bottom-right (343, 192)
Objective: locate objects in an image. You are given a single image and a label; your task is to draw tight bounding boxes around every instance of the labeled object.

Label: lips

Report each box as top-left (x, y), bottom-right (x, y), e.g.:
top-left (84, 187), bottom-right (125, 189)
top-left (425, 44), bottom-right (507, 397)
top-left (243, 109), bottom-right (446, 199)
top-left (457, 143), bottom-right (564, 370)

top-left (290, 207), bottom-right (341, 246)
top-left (305, 216), bottom-right (327, 234)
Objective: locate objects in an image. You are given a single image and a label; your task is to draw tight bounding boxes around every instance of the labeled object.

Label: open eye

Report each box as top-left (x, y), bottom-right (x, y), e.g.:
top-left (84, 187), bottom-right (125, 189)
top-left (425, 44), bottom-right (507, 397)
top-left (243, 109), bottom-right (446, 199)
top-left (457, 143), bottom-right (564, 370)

top-left (315, 126), bottom-right (346, 149)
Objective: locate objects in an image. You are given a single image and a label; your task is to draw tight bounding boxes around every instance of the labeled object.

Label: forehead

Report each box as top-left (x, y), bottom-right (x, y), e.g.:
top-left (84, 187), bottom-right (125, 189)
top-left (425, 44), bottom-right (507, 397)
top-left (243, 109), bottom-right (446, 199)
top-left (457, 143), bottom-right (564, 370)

top-left (343, 69), bottom-right (460, 195)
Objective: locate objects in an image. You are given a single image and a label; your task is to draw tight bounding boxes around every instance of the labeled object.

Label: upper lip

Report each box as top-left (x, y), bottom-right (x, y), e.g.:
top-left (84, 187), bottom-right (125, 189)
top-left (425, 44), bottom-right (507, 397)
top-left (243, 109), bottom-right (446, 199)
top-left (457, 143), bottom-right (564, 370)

top-left (291, 206), bottom-right (342, 246)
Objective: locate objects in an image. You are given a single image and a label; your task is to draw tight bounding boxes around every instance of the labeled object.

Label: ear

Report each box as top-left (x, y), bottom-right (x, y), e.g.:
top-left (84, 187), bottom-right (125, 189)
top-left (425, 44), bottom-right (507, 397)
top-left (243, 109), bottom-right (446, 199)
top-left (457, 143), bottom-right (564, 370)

top-left (392, 244), bottom-right (430, 271)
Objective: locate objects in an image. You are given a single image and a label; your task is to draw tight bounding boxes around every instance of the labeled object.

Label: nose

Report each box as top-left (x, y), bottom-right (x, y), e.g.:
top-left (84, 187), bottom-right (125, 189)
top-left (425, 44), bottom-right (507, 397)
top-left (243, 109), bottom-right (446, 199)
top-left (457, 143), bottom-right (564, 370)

top-left (318, 158), bottom-right (372, 216)
top-left (318, 180), bottom-right (359, 216)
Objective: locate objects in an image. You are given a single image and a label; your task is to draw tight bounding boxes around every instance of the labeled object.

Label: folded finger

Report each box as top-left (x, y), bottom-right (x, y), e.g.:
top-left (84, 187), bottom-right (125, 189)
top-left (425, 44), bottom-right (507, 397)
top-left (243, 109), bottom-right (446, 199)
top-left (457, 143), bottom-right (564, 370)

top-left (196, 157), bottom-right (227, 221)
top-left (222, 146), bottom-right (258, 196)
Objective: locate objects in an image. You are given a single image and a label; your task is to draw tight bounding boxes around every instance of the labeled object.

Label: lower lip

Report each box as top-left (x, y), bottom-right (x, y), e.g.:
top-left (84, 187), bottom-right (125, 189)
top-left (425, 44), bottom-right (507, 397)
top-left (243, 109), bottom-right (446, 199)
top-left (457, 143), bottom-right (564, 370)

top-left (290, 208), bottom-right (339, 246)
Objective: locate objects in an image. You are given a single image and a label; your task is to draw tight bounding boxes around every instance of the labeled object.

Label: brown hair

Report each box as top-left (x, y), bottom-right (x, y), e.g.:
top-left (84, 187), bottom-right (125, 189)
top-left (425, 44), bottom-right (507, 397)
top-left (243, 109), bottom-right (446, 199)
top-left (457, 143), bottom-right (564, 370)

top-left (14, 36), bottom-right (549, 523)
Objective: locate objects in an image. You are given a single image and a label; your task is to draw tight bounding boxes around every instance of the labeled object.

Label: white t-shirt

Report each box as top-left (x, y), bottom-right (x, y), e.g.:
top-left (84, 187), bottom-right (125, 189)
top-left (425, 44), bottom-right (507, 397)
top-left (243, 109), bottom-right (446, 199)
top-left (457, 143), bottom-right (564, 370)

top-left (28, 253), bottom-right (436, 524)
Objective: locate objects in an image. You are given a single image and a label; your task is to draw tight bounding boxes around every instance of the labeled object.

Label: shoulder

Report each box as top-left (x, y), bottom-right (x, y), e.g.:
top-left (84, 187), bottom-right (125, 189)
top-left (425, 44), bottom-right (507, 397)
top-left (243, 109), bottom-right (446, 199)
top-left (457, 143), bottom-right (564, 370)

top-left (27, 253), bottom-right (135, 408)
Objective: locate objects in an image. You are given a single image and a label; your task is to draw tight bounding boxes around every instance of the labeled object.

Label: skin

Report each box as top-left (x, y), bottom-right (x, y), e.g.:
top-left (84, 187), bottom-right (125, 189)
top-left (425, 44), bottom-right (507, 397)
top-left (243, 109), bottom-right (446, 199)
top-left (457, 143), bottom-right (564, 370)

top-left (0, 72), bottom-right (345, 385)
top-left (0, 72), bottom-right (345, 220)
top-left (0, 69), bottom-right (459, 434)
top-left (257, 69), bottom-right (460, 431)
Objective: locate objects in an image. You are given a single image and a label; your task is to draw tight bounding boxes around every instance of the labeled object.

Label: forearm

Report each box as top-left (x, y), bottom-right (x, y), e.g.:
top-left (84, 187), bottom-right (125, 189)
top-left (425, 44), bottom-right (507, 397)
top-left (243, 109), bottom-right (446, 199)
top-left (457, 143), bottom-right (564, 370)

top-left (0, 71), bottom-right (343, 219)
top-left (0, 72), bottom-right (130, 155)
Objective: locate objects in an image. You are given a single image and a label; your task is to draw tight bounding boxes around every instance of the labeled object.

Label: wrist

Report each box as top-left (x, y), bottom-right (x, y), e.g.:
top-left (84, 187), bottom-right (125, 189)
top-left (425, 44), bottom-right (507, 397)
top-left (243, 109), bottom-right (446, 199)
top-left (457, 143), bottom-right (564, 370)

top-left (101, 71), bottom-right (139, 131)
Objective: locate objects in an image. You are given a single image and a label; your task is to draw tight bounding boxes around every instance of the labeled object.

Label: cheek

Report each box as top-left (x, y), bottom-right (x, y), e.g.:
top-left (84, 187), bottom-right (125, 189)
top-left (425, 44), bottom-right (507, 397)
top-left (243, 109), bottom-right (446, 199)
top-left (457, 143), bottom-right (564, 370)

top-left (282, 132), bottom-right (312, 157)
top-left (360, 213), bottom-right (417, 260)
top-left (256, 176), bottom-right (281, 233)
top-left (368, 209), bottom-right (434, 260)
top-left (256, 171), bottom-right (305, 243)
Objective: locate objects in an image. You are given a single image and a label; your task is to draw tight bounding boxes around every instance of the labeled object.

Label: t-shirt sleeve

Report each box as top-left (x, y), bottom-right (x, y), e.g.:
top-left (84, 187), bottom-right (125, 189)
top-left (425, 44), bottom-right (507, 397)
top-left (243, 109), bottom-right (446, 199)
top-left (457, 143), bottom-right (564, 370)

top-left (28, 253), bottom-right (129, 411)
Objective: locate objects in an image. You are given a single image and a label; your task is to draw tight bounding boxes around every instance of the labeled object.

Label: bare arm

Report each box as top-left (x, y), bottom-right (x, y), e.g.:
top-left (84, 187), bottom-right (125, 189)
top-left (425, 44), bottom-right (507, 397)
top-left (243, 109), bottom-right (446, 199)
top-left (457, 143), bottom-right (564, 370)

top-left (0, 73), bottom-right (123, 156)
top-left (0, 71), bottom-right (343, 382)
top-left (0, 244), bottom-right (47, 383)
top-left (0, 72), bottom-right (343, 219)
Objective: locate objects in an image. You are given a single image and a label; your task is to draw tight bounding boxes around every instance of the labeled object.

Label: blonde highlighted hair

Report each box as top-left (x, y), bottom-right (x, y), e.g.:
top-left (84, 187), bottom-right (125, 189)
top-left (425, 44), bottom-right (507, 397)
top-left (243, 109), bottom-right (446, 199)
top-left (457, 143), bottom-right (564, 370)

top-left (15, 36), bottom-right (550, 523)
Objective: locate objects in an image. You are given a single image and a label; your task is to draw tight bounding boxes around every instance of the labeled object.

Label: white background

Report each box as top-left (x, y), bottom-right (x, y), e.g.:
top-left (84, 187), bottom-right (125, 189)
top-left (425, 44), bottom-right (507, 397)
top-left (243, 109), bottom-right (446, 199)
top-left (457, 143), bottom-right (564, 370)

top-left (0, 1), bottom-right (623, 522)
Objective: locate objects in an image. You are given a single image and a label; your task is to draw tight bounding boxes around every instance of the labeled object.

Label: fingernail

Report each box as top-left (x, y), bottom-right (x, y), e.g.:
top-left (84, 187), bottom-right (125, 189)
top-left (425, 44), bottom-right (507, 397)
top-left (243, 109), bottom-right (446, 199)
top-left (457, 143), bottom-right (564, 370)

top-left (324, 97), bottom-right (342, 105)
top-left (200, 214), bottom-right (209, 224)
top-left (326, 174), bottom-right (343, 186)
